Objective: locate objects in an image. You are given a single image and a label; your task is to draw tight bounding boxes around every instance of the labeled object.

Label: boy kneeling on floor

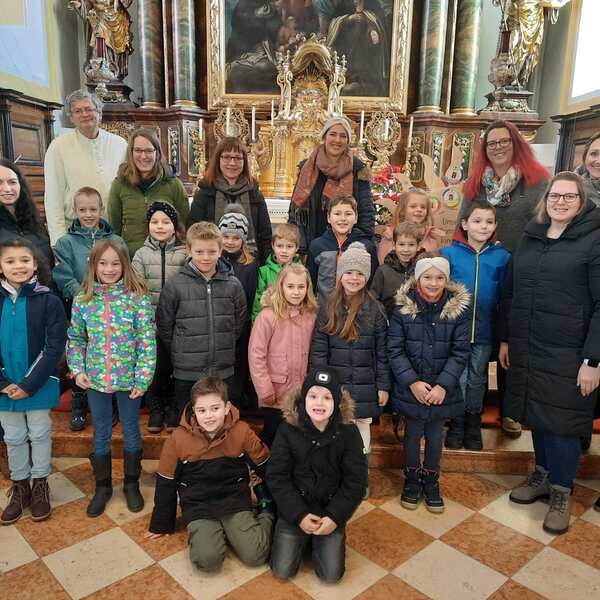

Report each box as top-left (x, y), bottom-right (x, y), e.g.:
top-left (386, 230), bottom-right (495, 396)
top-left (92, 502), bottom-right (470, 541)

top-left (147, 376), bottom-right (274, 571)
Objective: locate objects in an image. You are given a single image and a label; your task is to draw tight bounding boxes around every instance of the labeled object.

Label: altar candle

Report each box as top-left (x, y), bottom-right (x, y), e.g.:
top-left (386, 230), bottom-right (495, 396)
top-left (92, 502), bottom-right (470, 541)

top-left (340, 99), bottom-right (344, 115)
top-left (251, 106), bottom-right (256, 142)
top-left (114, 0), bottom-right (118, 11)
top-left (271, 100), bottom-right (275, 126)
top-left (407, 115), bottom-right (414, 148)
top-left (383, 118), bottom-right (390, 142)
top-left (359, 110), bottom-right (365, 143)
top-left (226, 107), bottom-right (231, 136)
top-left (199, 118), bottom-right (204, 142)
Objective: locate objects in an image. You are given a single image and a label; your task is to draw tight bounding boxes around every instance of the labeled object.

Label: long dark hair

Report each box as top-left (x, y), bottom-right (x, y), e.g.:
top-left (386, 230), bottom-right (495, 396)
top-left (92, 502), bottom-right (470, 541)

top-left (0, 238), bottom-right (52, 286)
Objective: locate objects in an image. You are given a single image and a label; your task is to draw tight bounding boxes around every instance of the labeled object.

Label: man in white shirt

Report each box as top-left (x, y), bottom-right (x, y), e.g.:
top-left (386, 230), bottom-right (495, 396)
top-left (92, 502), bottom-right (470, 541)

top-left (44, 89), bottom-right (128, 246)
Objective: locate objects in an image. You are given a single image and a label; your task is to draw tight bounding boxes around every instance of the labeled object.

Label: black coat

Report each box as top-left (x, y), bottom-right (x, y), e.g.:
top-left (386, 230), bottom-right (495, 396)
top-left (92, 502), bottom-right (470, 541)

top-left (188, 184), bottom-right (273, 265)
top-left (501, 202), bottom-right (600, 436)
top-left (370, 252), bottom-right (418, 318)
top-left (310, 297), bottom-right (391, 419)
top-left (0, 206), bottom-right (53, 268)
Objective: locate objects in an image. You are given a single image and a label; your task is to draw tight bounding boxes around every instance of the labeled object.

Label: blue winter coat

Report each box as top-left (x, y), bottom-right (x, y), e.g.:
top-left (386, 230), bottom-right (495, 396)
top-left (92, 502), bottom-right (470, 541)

top-left (440, 235), bottom-right (511, 344)
top-left (0, 282), bottom-right (67, 411)
top-left (388, 278), bottom-right (470, 420)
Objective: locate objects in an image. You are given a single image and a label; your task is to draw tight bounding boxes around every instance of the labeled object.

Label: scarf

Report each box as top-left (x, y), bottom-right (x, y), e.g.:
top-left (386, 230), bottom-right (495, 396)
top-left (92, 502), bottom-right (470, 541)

top-left (481, 166), bottom-right (521, 207)
top-left (575, 164), bottom-right (600, 204)
top-left (213, 176), bottom-right (256, 249)
top-left (416, 281), bottom-right (444, 304)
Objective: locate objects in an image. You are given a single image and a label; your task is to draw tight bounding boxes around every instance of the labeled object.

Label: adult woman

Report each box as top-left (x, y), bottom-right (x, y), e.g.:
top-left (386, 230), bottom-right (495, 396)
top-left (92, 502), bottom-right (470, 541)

top-left (108, 128), bottom-right (189, 256)
top-left (499, 172), bottom-right (600, 535)
top-left (0, 159), bottom-right (53, 267)
top-left (574, 132), bottom-right (600, 207)
top-left (289, 116), bottom-right (375, 253)
top-left (187, 137), bottom-right (272, 264)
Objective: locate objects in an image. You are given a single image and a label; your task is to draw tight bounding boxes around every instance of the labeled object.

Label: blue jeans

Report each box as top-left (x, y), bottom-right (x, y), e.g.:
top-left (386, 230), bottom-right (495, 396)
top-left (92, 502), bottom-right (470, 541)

top-left (87, 390), bottom-right (141, 456)
top-left (460, 343), bottom-right (493, 414)
top-left (0, 410), bottom-right (52, 480)
top-left (532, 430), bottom-right (581, 488)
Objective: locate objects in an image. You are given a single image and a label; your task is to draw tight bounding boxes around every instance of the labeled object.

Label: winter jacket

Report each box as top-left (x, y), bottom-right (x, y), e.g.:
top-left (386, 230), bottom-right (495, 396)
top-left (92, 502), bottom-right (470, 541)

top-left (156, 258), bottom-right (247, 381)
top-left (307, 228), bottom-right (379, 305)
top-left (0, 206), bottom-right (53, 268)
top-left (440, 233), bottom-right (511, 344)
top-left (108, 168), bottom-right (190, 257)
top-left (500, 201), bottom-right (600, 437)
top-left (310, 296), bottom-right (391, 419)
top-left (249, 299), bottom-right (317, 408)
top-left (188, 183), bottom-right (272, 265)
top-left (149, 405), bottom-right (270, 533)
top-left (67, 282), bottom-right (156, 393)
top-left (266, 391), bottom-right (367, 526)
top-left (53, 218), bottom-right (125, 299)
top-left (132, 236), bottom-right (187, 309)
top-left (0, 282), bottom-right (67, 412)
top-left (377, 224), bottom-right (440, 264)
top-left (223, 250), bottom-right (258, 321)
top-left (388, 278), bottom-right (470, 420)
top-left (288, 155), bottom-right (376, 254)
top-left (370, 251), bottom-right (418, 318)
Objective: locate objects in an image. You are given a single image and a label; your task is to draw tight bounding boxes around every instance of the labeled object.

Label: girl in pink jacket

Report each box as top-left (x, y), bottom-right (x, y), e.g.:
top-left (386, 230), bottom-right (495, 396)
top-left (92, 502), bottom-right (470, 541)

top-left (249, 263), bottom-right (318, 446)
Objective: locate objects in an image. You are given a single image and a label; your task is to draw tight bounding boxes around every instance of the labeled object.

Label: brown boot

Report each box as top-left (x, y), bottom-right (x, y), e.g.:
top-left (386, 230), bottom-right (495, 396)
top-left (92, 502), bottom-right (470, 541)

top-left (379, 414), bottom-right (397, 445)
top-left (30, 477), bottom-right (51, 521)
top-left (1, 479), bottom-right (31, 525)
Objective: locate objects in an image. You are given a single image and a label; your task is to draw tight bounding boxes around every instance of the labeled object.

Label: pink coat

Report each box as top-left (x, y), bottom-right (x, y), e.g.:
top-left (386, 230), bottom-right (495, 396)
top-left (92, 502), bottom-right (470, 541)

top-left (249, 306), bottom-right (317, 408)
top-left (377, 224), bottom-right (440, 264)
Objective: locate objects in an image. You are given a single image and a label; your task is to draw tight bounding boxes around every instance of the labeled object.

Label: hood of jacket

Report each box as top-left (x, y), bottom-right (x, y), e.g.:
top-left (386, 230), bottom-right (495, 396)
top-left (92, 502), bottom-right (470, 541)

top-left (281, 385), bottom-right (355, 429)
top-left (0, 278), bottom-right (50, 301)
top-left (67, 218), bottom-right (116, 240)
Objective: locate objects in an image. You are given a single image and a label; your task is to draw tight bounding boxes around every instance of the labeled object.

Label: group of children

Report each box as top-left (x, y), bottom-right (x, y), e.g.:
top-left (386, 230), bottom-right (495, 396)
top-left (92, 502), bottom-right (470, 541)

top-left (0, 182), bottom-right (514, 583)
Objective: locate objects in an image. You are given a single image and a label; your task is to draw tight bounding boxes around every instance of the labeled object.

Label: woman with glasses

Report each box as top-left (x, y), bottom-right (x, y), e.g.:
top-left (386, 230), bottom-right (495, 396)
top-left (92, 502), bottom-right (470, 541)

top-left (499, 171), bottom-right (600, 535)
top-left (187, 137), bottom-right (272, 264)
top-left (108, 128), bottom-right (189, 256)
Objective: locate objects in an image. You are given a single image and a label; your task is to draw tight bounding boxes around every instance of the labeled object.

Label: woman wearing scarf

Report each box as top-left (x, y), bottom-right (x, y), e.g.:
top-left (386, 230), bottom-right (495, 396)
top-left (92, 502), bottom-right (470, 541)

top-left (187, 137), bottom-right (272, 265)
top-left (574, 132), bottom-right (600, 207)
top-left (288, 116), bottom-right (375, 254)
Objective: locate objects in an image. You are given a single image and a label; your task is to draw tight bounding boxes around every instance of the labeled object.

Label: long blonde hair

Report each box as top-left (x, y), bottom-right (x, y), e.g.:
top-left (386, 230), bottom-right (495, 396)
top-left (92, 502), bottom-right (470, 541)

top-left (236, 241), bottom-right (256, 265)
top-left (262, 263), bottom-right (317, 319)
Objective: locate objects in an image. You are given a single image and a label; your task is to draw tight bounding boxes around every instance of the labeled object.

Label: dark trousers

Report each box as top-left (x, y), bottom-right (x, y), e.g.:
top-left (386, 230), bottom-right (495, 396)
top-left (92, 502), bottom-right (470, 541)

top-left (270, 518), bottom-right (346, 584)
top-left (146, 338), bottom-right (174, 410)
top-left (259, 408), bottom-right (284, 448)
top-left (174, 375), bottom-right (239, 417)
top-left (532, 429), bottom-right (581, 488)
top-left (403, 417), bottom-right (445, 472)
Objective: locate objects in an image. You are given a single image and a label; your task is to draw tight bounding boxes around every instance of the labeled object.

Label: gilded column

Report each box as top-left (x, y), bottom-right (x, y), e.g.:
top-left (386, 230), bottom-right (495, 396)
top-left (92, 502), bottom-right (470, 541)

top-left (450, 0), bottom-right (483, 115)
top-left (139, 0), bottom-right (165, 108)
top-left (417, 0), bottom-right (449, 113)
top-left (172, 0), bottom-right (197, 106)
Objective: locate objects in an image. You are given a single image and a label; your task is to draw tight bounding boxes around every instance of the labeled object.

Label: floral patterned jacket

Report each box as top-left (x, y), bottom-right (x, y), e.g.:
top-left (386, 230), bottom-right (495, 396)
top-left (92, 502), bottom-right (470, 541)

top-left (67, 282), bottom-right (156, 393)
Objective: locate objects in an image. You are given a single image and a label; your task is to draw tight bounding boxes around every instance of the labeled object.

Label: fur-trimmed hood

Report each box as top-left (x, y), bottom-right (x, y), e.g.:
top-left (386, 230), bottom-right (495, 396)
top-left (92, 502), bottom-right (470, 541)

top-left (281, 386), bottom-right (355, 428)
top-left (394, 276), bottom-right (470, 321)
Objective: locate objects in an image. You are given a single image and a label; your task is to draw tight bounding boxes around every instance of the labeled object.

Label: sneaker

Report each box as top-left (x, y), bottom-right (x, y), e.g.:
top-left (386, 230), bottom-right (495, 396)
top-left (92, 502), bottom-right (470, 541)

top-left (400, 467), bottom-right (422, 510)
top-left (509, 465), bottom-right (550, 504)
top-left (30, 477), bottom-right (51, 521)
top-left (501, 416), bottom-right (522, 438)
top-left (543, 484), bottom-right (572, 535)
top-left (421, 468), bottom-right (444, 513)
top-left (0, 479), bottom-right (30, 525)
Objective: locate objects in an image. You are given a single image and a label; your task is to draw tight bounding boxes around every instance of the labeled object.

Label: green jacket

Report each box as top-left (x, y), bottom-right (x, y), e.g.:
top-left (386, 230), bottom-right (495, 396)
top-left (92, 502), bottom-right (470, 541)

top-left (108, 168), bottom-right (190, 257)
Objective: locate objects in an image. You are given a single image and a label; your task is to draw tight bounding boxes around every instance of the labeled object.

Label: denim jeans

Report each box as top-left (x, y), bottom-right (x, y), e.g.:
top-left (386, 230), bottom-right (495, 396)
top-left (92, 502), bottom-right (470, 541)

top-left (404, 417), bottom-right (445, 472)
top-left (532, 429), bottom-right (581, 488)
top-left (460, 343), bottom-right (493, 414)
top-left (0, 409), bottom-right (52, 480)
top-left (87, 390), bottom-right (141, 456)
top-left (270, 518), bottom-right (346, 583)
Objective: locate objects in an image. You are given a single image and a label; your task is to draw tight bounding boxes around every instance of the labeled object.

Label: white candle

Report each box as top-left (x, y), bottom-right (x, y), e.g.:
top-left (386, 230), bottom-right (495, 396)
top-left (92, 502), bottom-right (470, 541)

top-left (359, 110), bottom-right (365, 143)
top-left (251, 106), bottom-right (256, 142)
top-left (383, 118), bottom-right (390, 142)
top-left (407, 115), bottom-right (414, 148)
top-left (340, 99), bottom-right (344, 115)
top-left (271, 100), bottom-right (275, 126)
top-left (198, 118), bottom-right (204, 142)
top-left (225, 107), bottom-right (231, 136)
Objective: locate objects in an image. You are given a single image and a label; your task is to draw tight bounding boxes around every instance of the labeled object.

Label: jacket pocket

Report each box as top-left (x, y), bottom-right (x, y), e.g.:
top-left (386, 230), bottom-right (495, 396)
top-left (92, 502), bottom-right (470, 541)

top-left (267, 353), bottom-right (288, 383)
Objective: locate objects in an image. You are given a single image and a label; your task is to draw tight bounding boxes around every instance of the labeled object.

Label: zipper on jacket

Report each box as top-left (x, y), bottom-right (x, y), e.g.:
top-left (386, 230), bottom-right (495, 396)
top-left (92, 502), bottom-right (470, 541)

top-left (470, 251), bottom-right (480, 343)
top-left (104, 296), bottom-right (112, 389)
top-left (207, 283), bottom-right (215, 372)
top-left (161, 245), bottom-right (166, 289)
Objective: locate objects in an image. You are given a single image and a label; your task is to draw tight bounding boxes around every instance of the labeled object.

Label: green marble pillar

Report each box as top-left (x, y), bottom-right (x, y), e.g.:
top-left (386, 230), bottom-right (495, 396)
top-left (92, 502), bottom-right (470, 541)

top-left (139, 0), bottom-right (165, 108)
top-left (417, 0), bottom-right (449, 113)
top-left (450, 0), bottom-right (483, 114)
top-left (172, 0), bottom-right (197, 106)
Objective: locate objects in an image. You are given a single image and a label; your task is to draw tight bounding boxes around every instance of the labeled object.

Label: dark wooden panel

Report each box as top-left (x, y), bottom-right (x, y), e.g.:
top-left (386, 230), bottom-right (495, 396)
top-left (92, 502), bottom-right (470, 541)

top-left (11, 122), bottom-right (43, 164)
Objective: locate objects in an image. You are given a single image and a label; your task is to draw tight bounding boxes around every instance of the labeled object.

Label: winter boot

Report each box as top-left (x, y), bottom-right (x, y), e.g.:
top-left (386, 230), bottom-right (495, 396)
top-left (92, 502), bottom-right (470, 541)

top-left (379, 414), bottom-right (397, 445)
top-left (444, 415), bottom-right (465, 449)
top-left (501, 416), bottom-right (522, 438)
top-left (463, 412), bottom-right (483, 451)
top-left (146, 393), bottom-right (164, 434)
top-left (0, 479), bottom-right (30, 525)
top-left (123, 451), bottom-right (144, 513)
top-left (509, 465), bottom-right (551, 504)
top-left (70, 389), bottom-right (88, 432)
top-left (30, 477), bottom-right (51, 521)
top-left (87, 454), bottom-right (113, 517)
top-left (580, 433), bottom-right (592, 453)
top-left (421, 468), bottom-right (445, 513)
top-left (400, 467), bottom-right (422, 510)
top-left (543, 484), bottom-right (572, 535)
top-left (164, 402), bottom-right (180, 433)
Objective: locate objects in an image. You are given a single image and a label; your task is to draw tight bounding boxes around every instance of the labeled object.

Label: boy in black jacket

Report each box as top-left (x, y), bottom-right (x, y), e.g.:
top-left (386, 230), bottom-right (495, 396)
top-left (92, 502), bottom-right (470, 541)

top-left (267, 367), bottom-right (367, 583)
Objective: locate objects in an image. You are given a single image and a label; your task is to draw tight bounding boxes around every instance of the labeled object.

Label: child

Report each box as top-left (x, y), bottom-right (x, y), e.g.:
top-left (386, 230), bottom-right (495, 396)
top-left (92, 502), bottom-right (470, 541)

top-left (53, 186), bottom-right (125, 432)
top-left (388, 255), bottom-right (469, 513)
top-left (146, 376), bottom-right (274, 572)
top-left (157, 222), bottom-right (247, 416)
top-left (67, 240), bottom-right (156, 518)
top-left (267, 367), bottom-right (367, 583)
top-left (377, 189), bottom-right (444, 264)
top-left (310, 242), bottom-right (390, 460)
top-left (249, 263), bottom-right (318, 446)
top-left (308, 193), bottom-right (378, 304)
top-left (251, 223), bottom-right (299, 321)
top-left (132, 201), bottom-right (186, 433)
top-left (440, 200), bottom-right (511, 450)
top-left (0, 240), bottom-right (67, 524)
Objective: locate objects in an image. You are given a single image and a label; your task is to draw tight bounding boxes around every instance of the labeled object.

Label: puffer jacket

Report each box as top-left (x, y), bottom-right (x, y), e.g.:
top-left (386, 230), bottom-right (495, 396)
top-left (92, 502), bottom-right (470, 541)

top-left (266, 390), bottom-right (367, 526)
top-left (156, 257), bottom-right (247, 381)
top-left (67, 282), bottom-right (156, 393)
top-left (388, 278), bottom-right (470, 419)
top-left (131, 236), bottom-right (187, 309)
top-left (149, 405), bottom-right (270, 533)
top-left (370, 251), bottom-right (419, 318)
top-left (377, 224), bottom-right (440, 264)
top-left (309, 296), bottom-right (391, 419)
top-left (0, 206), bottom-right (53, 268)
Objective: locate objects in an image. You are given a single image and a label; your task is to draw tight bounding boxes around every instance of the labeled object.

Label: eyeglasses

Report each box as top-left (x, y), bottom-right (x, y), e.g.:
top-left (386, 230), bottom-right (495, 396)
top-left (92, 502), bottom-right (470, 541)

top-left (486, 138), bottom-right (512, 150)
top-left (71, 108), bottom-right (98, 116)
top-left (133, 148), bottom-right (157, 156)
top-left (220, 155), bottom-right (244, 163)
top-left (547, 192), bottom-right (580, 204)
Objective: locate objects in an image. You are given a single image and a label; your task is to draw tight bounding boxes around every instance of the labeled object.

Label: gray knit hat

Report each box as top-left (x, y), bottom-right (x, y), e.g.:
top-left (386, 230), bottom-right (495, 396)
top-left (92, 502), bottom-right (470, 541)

top-left (320, 115), bottom-right (353, 142)
top-left (337, 242), bottom-right (372, 280)
top-left (217, 203), bottom-right (249, 241)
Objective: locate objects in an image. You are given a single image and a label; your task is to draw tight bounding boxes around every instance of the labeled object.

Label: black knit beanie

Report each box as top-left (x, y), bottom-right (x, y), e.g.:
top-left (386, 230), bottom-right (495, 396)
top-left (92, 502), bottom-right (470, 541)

top-left (147, 201), bottom-right (179, 229)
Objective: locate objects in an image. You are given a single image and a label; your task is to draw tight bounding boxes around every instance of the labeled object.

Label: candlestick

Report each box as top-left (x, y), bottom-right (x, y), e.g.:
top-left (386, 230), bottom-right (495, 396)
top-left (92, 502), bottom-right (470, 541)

top-left (359, 110), bottom-right (365, 143)
top-left (271, 100), bottom-right (275, 127)
top-left (225, 107), bottom-right (231, 136)
top-left (383, 118), bottom-right (390, 142)
top-left (407, 115), bottom-right (414, 148)
top-left (251, 106), bottom-right (256, 143)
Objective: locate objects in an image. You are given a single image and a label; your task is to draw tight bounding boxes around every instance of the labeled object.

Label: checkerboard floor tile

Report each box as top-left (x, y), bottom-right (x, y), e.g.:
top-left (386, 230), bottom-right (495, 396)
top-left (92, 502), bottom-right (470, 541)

top-left (0, 461), bottom-right (599, 599)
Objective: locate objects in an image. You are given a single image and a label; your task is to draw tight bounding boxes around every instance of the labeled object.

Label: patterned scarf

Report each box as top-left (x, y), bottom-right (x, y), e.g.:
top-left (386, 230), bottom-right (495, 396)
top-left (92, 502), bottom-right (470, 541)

top-left (213, 176), bottom-right (256, 249)
top-left (481, 166), bottom-right (521, 207)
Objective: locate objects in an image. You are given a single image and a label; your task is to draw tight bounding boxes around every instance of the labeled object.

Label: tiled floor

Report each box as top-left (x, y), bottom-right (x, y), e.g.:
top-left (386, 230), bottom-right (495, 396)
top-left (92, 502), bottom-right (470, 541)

top-left (0, 460), bottom-right (599, 600)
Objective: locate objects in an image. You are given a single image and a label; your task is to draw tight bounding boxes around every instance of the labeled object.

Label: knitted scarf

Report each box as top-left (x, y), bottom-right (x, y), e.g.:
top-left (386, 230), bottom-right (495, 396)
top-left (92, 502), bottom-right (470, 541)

top-left (213, 176), bottom-right (256, 249)
top-left (481, 166), bottom-right (521, 207)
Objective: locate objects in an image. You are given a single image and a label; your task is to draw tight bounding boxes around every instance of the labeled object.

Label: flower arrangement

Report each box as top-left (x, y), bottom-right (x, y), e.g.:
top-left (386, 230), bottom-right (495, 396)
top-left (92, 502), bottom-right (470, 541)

top-left (371, 165), bottom-right (408, 227)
